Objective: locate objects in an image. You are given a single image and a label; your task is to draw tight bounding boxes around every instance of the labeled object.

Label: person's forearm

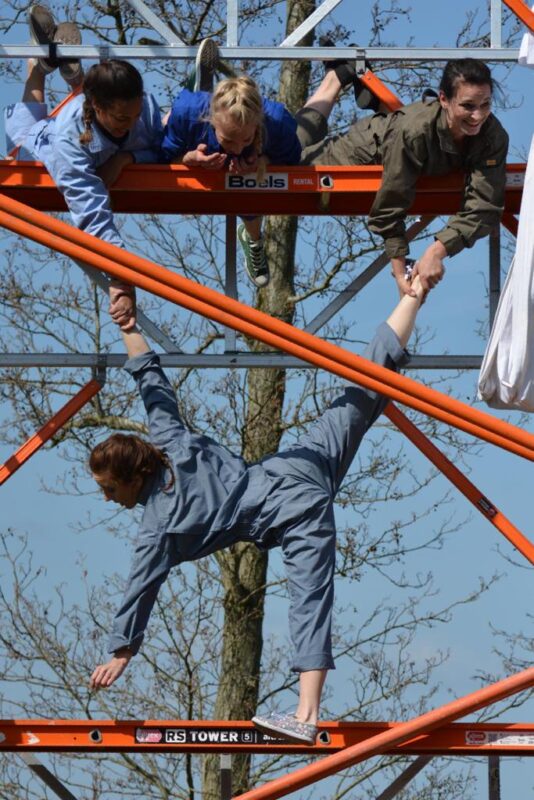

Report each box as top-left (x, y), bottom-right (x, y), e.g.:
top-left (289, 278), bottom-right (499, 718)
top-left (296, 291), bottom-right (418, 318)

top-left (121, 327), bottom-right (151, 358)
top-left (386, 277), bottom-right (424, 348)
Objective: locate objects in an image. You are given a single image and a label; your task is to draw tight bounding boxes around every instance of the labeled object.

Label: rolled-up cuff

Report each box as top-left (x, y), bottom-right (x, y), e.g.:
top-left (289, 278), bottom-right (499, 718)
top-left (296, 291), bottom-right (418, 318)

top-left (124, 349), bottom-right (158, 376)
top-left (291, 652), bottom-right (335, 672)
top-left (107, 631), bottom-right (143, 656)
top-left (368, 321), bottom-right (410, 369)
top-left (435, 227), bottom-right (465, 257)
top-left (383, 235), bottom-right (410, 259)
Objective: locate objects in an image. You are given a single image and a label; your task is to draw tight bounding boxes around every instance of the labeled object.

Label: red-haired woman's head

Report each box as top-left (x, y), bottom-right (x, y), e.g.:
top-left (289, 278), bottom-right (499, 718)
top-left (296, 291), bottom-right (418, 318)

top-left (90, 433), bottom-right (171, 508)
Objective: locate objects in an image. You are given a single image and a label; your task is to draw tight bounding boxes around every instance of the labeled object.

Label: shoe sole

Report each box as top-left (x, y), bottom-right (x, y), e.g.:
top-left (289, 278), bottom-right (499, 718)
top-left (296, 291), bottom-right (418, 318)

top-left (251, 716), bottom-right (316, 745)
top-left (54, 21), bottom-right (83, 84)
top-left (194, 38), bottom-right (219, 92)
top-left (28, 4), bottom-right (57, 74)
top-left (28, 5), bottom-right (56, 45)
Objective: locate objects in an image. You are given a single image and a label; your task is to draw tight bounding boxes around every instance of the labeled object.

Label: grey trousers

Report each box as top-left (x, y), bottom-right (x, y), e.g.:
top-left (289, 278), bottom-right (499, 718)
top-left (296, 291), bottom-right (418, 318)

top-left (260, 322), bottom-right (407, 671)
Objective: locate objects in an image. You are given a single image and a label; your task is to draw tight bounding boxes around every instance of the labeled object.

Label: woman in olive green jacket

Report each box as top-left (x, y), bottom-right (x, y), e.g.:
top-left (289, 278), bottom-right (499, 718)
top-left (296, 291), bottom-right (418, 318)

top-left (301, 59), bottom-right (508, 297)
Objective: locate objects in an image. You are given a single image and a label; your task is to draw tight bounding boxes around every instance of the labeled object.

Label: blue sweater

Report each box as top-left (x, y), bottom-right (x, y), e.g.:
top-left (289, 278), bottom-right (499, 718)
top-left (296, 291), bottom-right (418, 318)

top-left (160, 89), bottom-right (301, 165)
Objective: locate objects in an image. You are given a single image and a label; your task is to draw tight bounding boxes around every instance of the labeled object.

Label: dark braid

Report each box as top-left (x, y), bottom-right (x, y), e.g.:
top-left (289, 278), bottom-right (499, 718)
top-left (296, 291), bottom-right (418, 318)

top-left (78, 59), bottom-right (144, 146)
top-left (79, 98), bottom-right (96, 145)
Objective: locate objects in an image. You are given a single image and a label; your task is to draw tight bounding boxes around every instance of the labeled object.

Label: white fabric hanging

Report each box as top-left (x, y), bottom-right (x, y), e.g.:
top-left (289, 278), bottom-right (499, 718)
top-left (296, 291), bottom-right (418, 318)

top-left (478, 133), bottom-right (534, 410)
top-left (518, 4), bottom-right (534, 67)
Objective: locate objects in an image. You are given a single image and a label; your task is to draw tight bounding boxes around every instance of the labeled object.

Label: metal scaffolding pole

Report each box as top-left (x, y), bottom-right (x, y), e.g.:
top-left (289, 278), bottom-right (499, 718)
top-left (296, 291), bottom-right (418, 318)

top-left (1, 191), bottom-right (532, 459)
top-left (19, 754), bottom-right (79, 800)
top-left (124, 0), bottom-right (184, 44)
top-left (375, 757), bottom-right (432, 800)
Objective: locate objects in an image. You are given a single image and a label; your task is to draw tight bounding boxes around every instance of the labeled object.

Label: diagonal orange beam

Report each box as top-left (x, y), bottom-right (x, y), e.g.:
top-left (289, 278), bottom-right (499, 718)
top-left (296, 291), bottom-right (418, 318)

top-left (0, 193), bottom-right (534, 461)
top-left (0, 378), bottom-right (102, 486)
top-left (234, 667), bottom-right (534, 800)
top-left (359, 69), bottom-right (403, 111)
top-left (385, 403), bottom-right (534, 564)
top-left (502, 0), bottom-right (534, 32)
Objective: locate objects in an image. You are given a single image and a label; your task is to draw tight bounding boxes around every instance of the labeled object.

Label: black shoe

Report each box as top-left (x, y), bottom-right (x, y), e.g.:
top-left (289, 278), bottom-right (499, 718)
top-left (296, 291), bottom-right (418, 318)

top-left (422, 88), bottom-right (438, 103)
top-left (320, 35), bottom-right (380, 112)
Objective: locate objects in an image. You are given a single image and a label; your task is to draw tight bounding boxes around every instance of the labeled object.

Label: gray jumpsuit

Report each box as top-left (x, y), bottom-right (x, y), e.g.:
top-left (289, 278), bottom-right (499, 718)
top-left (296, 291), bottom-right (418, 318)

top-left (107, 322), bottom-right (408, 672)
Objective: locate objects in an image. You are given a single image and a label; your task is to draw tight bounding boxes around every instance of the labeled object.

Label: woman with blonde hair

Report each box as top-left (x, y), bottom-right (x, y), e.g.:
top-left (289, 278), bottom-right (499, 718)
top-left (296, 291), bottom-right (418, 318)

top-left (161, 46), bottom-right (353, 288)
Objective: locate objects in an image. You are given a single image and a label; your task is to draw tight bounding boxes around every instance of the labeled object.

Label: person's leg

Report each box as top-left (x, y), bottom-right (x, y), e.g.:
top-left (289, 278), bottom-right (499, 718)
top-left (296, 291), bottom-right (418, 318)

top-left (299, 114), bottom-right (377, 166)
top-left (295, 62), bottom-right (356, 150)
top-left (296, 668), bottom-right (327, 725)
top-left (303, 69), bottom-right (344, 123)
top-left (275, 322), bottom-right (410, 503)
top-left (5, 60), bottom-right (49, 155)
top-left (252, 506), bottom-right (335, 745)
top-left (237, 217), bottom-right (270, 288)
top-left (22, 60), bottom-right (46, 104)
top-left (27, 6), bottom-right (82, 88)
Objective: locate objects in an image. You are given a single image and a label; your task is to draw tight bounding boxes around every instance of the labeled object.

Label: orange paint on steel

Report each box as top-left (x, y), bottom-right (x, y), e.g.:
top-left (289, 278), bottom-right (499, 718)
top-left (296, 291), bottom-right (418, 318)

top-left (234, 667), bottom-right (534, 800)
top-left (1, 194), bottom-right (534, 460)
top-left (359, 69), bottom-right (403, 111)
top-left (502, 0), bottom-right (534, 32)
top-left (385, 404), bottom-right (534, 565)
top-left (0, 211), bottom-right (526, 460)
top-left (0, 379), bottom-right (102, 485)
top-left (1, 719), bottom-right (534, 755)
top-left (502, 212), bottom-right (519, 238)
top-left (0, 162), bottom-right (525, 217)
top-left (0, 211), bottom-right (530, 460)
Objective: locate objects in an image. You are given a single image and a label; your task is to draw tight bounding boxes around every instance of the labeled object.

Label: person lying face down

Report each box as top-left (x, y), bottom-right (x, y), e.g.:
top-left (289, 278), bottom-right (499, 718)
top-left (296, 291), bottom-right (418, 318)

top-left (300, 58), bottom-right (508, 299)
top-left (5, 8), bottom-right (165, 330)
top-left (89, 276), bottom-right (426, 746)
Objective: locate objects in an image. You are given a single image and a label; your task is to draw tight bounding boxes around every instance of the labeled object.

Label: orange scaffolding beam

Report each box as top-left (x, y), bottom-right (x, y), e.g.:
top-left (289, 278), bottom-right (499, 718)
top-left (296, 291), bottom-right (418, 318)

top-left (385, 404), bottom-right (534, 565)
top-left (359, 68), bottom-right (403, 111)
top-left (234, 667), bottom-right (534, 800)
top-left (0, 161), bottom-right (525, 217)
top-left (1, 192), bottom-right (533, 463)
top-left (1, 719), bottom-right (534, 756)
top-left (0, 377), bottom-right (103, 485)
top-left (502, 0), bottom-right (534, 32)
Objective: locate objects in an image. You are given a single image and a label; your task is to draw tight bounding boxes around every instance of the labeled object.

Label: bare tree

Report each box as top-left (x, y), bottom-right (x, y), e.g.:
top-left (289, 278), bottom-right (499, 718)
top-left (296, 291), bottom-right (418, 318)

top-left (0, 2), bottom-right (528, 799)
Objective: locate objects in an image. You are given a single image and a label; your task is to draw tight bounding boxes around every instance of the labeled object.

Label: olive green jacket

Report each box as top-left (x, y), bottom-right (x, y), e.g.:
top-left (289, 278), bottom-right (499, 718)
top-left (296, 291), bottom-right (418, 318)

top-left (367, 101), bottom-right (509, 258)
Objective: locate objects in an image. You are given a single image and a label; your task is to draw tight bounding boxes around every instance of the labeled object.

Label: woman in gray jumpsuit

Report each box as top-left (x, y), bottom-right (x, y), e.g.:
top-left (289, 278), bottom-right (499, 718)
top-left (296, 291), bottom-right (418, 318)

top-left (89, 277), bottom-right (425, 744)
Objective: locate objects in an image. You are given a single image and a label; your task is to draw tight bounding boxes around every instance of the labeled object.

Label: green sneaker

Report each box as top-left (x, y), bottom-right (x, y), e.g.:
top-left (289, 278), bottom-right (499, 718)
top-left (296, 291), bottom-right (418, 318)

top-left (237, 224), bottom-right (270, 288)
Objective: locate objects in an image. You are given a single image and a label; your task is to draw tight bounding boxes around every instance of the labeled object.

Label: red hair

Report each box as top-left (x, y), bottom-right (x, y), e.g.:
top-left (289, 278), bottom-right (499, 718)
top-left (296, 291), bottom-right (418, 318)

top-left (89, 433), bottom-right (173, 487)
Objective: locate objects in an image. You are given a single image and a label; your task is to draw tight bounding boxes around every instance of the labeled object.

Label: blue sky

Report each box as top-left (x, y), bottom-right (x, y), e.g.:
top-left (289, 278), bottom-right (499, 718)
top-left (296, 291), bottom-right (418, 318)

top-left (1, 1), bottom-right (533, 797)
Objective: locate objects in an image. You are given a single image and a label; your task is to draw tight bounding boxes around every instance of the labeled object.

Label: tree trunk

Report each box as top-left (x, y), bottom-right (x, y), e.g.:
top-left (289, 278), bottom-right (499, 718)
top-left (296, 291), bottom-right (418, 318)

top-left (202, 2), bottom-right (315, 798)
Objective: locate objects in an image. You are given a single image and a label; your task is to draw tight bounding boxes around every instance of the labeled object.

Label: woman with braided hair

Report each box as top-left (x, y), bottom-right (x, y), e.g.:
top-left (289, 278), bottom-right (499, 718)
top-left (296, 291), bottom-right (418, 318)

top-left (5, 5), bottom-right (163, 329)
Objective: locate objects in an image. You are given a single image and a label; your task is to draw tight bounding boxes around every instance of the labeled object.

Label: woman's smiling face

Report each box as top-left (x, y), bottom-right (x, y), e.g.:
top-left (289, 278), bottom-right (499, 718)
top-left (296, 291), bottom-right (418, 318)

top-left (439, 80), bottom-right (492, 141)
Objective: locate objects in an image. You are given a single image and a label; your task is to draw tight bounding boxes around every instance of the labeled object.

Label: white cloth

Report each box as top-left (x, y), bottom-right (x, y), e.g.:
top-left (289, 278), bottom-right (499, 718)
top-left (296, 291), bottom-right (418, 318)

top-left (518, 3), bottom-right (534, 67)
top-left (478, 134), bottom-right (534, 410)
